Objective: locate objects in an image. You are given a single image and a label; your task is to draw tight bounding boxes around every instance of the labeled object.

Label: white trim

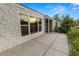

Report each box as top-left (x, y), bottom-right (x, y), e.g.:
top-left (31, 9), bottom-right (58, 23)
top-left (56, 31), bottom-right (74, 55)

top-left (48, 19), bottom-right (49, 33)
top-left (21, 25), bottom-right (28, 26)
top-left (28, 16), bottom-right (31, 35)
top-left (38, 18), bottom-right (39, 32)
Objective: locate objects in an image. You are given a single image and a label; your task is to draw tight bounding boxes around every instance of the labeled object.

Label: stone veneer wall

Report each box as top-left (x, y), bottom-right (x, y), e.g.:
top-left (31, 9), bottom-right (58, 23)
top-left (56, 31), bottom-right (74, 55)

top-left (0, 4), bottom-right (45, 53)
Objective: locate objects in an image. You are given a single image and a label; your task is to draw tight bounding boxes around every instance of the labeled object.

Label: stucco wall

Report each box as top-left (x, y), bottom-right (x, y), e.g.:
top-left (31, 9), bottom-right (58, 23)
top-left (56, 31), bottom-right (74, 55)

top-left (0, 4), bottom-right (45, 53)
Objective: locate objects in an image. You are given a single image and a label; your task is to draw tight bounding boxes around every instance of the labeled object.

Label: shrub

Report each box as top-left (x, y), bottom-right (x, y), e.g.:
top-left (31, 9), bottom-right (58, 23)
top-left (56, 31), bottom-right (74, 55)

top-left (58, 15), bottom-right (76, 33)
top-left (70, 48), bottom-right (79, 56)
top-left (67, 27), bottom-right (79, 56)
top-left (67, 27), bottom-right (79, 40)
top-left (58, 24), bottom-right (70, 33)
top-left (71, 37), bottom-right (79, 51)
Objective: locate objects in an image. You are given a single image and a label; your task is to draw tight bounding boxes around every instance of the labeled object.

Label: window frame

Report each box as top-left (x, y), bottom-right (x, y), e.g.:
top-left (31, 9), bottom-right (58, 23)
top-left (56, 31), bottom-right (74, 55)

top-left (38, 18), bottom-right (42, 32)
top-left (29, 16), bottom-right (38, 34)
top-left (20, 13), bottom-right (29, 36)
top-left (19, 13), bottom-right (42, 36)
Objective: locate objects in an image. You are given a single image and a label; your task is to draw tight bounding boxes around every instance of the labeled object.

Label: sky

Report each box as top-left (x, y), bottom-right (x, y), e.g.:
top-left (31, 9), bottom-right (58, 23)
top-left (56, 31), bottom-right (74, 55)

top-left (21, 3), bottom-right (79, 20)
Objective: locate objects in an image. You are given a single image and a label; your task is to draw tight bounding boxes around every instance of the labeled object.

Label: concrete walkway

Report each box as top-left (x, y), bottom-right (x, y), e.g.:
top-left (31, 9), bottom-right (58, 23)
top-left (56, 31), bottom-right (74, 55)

top-left (0, 32), bottom-right (69, 56)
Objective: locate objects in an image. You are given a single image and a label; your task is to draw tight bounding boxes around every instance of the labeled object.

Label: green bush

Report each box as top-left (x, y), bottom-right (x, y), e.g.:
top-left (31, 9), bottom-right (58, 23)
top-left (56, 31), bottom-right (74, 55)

top-left (70, 48), bottom-right (79, 56)
top-left (71, 37), bottom-right (79, 51)
top-left (58, 15), bottom-right (76, 33)
top-left (58, 24), bottom-right (70, 33)
top-left (67, 27), bottom-right (79, 56)
top-left (67, 27), bottom-right (79, 40)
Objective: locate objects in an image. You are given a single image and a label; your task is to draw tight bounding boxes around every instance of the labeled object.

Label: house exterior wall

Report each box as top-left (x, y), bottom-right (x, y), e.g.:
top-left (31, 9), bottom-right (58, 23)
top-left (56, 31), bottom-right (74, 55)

top-left (57, 21), bottom-right (60, 27)
top-left (0, 4), bottom-right (45, 53)
top-left (44, 15), bottom-right (57, 32)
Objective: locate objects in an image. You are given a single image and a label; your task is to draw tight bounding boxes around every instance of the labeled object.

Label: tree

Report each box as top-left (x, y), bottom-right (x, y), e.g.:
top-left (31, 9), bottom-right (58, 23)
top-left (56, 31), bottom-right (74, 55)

top-left (53, 14), bottom-right (60, 21)
top-left (58, 15), bottom-right (76, 33)
top-left (53, 14), bottom-right (60, 32)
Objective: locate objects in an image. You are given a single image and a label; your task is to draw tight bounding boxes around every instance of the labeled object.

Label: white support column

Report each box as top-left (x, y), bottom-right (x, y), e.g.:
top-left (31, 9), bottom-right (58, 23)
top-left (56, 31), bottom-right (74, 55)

top-left (42, 18), bottom-right (45, 33)
top-left (38, 18), bottom-right (39, 32)
top-left (48, 19), bottom-right (49, 33)
top-left (52, 20), bottom-right (53, 32)
top-left (28, 16), bottom-right (31, 35)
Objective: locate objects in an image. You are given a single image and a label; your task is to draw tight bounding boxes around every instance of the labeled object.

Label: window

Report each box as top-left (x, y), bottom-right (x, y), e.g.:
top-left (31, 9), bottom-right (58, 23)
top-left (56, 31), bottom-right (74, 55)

top-left (20, 14), bottom-right (29, 36)
top-left (38, 18), bottom-right (42, 31)
top-left (20, 13), bottom-right (42, 36)
top-left (29, 16), bottom-right (38, 34)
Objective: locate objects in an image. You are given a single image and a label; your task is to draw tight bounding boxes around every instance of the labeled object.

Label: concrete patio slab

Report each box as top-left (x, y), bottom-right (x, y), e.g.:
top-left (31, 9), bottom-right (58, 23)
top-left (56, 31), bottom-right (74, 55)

top-left (51, 34), bottom-right (69, 55)
top-left (45, 48), bottom-right (67, 56)
top-left (0, 32), bottom-right (69, 56)
top-left (0, 40), bottom-right (48, 56)
top-left (34, 33), bottom-right (58, 46)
